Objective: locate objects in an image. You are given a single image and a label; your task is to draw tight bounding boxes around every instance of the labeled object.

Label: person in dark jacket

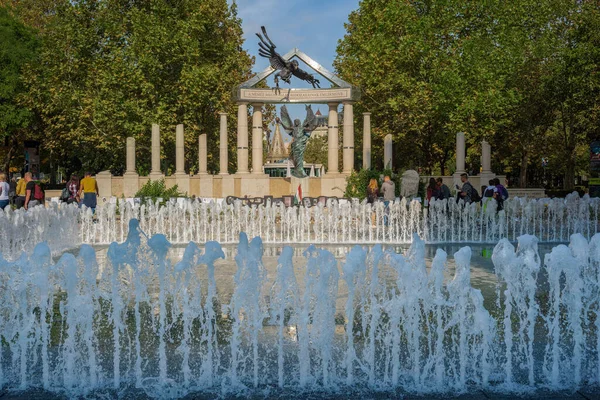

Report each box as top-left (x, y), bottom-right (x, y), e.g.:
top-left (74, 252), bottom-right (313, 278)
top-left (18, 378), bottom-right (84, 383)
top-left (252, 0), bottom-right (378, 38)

top-left (436, 178), bottom-right (451, 200)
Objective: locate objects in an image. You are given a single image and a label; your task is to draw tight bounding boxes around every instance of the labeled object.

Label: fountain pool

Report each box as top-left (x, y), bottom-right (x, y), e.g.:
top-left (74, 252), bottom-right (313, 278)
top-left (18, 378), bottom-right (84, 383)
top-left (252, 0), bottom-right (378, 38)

top-left (1, 221), bottom-right (600, 398)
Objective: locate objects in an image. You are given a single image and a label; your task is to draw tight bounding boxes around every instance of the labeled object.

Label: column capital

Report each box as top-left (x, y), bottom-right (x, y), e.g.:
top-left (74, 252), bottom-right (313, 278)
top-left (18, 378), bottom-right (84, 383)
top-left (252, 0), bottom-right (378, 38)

top-left (327, 102), bottom-right (339, 108)
top-left (251, 103), bottom-right (264, 108)
top-left (237, 102), bottom-right (248, 106)
top-left (342, 101), bottom-right (354, 105)
top-left (362, 112), bottom-right (371, 116)
top-left (218, 111), bottom-right (228, 116)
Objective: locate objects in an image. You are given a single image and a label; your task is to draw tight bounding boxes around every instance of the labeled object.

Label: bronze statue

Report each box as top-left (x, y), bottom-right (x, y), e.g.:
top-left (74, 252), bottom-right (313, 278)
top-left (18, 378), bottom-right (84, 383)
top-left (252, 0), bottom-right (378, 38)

top-left (276, 105), bottom-right (318, 178)
top-left (256, 26), bottom-right (320, 91)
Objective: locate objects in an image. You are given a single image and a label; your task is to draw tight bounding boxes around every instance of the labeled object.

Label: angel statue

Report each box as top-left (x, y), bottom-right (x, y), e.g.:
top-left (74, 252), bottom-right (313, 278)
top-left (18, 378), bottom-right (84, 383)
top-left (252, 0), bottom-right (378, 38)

top-left (276, 105), bottom-right (318, 178)
top-left (256, 26), bottom-right (320, 92)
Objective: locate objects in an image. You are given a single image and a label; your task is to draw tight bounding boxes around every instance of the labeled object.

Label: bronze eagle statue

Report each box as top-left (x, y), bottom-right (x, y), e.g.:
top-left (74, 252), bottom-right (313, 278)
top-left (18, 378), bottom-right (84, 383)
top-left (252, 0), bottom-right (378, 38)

top-left (256, 26), bottom-right (321, 91)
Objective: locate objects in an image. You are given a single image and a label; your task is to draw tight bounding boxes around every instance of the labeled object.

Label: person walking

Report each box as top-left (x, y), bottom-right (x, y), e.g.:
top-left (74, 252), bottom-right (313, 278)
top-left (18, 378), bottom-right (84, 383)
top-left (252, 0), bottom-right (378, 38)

top-left (367, 178), bottom-right (379, 226)
top-left (15, 175), bottom-right (26, 208)
top-left (456, 173), bottom-right (478, 204)
top-left (23, 172), bottom-right (42, 210)
top-left (78, 171), bottom-right (99, 212)
top-left (381, 175), bottom-right (396, 225)
top-left (0, 173), bottom-right (9, 210)
top-left (482, 179), bottom-right (497, 211)
top-left (366, 178), bottom-right (379, 204)
top-left (66, 174), bottom-right (80, 204)
top-left (426, 177), bottom-right (440, 204)
top-left (436, 178), bottom-right (451, 200)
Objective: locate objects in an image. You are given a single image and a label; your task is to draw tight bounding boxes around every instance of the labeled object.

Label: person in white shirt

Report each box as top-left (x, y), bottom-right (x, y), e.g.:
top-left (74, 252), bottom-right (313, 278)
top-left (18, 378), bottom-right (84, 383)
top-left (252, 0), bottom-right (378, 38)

top-left (0, 173), bottom-right (10, 210)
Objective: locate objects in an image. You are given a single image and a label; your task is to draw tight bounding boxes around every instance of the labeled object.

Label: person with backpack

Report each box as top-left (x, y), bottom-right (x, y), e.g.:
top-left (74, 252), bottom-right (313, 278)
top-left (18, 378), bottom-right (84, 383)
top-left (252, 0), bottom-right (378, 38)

top-left (456, 173), bottom-right (480, 204)
top-left (64, 174), bottom-right (80, 204)
top-left (24, 172), bottom-right (44, 210)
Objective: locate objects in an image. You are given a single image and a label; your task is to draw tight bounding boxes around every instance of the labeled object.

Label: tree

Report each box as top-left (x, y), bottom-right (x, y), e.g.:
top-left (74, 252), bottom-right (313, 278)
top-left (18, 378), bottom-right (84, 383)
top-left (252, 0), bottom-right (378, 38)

top-left (17, 0), bottom-right (252, 176)
top-left (0, 6), bottom-right (39, 174)
top-left (304, 134), bottom-right (328, 169)
top-left (335, 0), bottom-right (600, 189)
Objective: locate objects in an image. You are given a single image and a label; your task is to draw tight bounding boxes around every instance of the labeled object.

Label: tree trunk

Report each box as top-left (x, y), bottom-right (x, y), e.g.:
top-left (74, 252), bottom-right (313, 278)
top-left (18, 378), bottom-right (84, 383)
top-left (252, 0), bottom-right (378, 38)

top-left (564, 152), bottom-right (575, 191)
top-left (2, 139), bottom-right (17, 176)
top-left (519, 150), bottom-right (528, 188)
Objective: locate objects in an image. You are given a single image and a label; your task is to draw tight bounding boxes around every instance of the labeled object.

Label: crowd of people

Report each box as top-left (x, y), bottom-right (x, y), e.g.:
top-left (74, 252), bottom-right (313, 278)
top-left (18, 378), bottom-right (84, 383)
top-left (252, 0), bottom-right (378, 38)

top-left (0, 171), bottom-right (99, 212)
top-left (365, 173), bottom-right (509, 214)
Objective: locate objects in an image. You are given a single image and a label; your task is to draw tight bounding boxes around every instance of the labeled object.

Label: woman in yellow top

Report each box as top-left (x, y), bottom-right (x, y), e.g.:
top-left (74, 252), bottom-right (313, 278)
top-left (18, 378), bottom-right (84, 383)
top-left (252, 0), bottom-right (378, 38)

top-left (15, 176), bottom-right (27, 208)
top-left (78, 171), bottom-right (99, 211)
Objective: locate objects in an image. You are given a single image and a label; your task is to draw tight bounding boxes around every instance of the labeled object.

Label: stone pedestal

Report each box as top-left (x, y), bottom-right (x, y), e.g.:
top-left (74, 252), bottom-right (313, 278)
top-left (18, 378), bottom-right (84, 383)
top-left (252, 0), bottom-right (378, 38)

top-left (291, 176), bottom-right (310, 198)
top-left (384, 134), bottom-right (393, 169)
top-left (149, 123), bottom-right (163, 180)
top-left (251, 103), bottom-right (264, 174)
top-left (195, 174), bottom-right (213, 197)
top-left (327, 103), bottom-right (339, 174)
top-left (240, 174), bottom-right (270, 197)
top-left (219, 112), bottom-right (228, 175)
top-left (174, 174), bottom-right (190, 195)
top-left (320, 173), bottom-right (346, 197)
top-left (342, 102), bottom-right (354, 174)
top-left (96, 170), bottom-right (112, 199)
top-left (237, 103), bottom-right (249, 174)
top-left (363, 112), bottom-right (371, 170)
top-left (123, 174), bottom-right (139, 198)
top-left (198, 134), bottom-right (208, 174)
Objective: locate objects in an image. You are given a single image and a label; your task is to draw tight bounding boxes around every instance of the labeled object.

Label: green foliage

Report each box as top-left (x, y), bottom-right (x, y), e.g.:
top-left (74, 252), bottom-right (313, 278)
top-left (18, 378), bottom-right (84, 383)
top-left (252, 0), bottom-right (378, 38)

top-left (335, 0), bottom-right (600, 189)
top-left (345, 168), bottom-right (400, 200)
top-left (134, 179), bottom-right (183, 205)
top-left (0, 6), bottom-right (39, 171)
top-left (16, 0), bottom-right (252, 175)
top-left (304, 135), bottom-right (328, 169)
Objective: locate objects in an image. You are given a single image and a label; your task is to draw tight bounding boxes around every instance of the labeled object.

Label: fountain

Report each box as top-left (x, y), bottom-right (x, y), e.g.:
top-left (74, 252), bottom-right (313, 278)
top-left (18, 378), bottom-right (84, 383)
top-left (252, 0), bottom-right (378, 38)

top-left (0, 195), bottom-right (600, 398)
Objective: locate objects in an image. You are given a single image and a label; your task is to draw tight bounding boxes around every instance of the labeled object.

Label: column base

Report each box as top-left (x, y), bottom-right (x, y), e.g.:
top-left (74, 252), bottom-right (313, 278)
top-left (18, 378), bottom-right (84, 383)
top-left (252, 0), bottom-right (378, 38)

top-left (148, 172), bottom-right (164, 181)
top-left (173, 173), bottom-right (190, 196)
top-left (123, 172), bottom-right (139, 198)
top-left (320, 174), bottom-right (347, 197)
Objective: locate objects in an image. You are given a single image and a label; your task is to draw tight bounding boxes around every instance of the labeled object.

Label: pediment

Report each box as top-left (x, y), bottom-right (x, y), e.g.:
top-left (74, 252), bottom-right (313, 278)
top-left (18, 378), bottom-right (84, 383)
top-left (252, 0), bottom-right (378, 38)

top-left (235, 48), bottom-right (359, 104)
top-left (239, 48), bottom-right (353, 89)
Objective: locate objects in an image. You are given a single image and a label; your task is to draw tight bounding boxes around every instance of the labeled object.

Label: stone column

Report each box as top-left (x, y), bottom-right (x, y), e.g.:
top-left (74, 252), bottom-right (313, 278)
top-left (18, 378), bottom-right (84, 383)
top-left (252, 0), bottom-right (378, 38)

top-left (363, 112), bottom-right (371, 170)
top-left (456, 132), bottom-right (466, 173)
top-left (342, 102), bottom-right (354, 174)
top-left (175, 124), bottom-right (185, 174)
top-left (251, 103), bottom-right (263, 174)
top-left (125, 137), bottom-right (136, 173)
top-left (481, 140), bottom-right (491, 173)
top-left (198, 134), bottom-right (208, 174)
top-left (237, 103), bottom-right (249, 174)
top-left (219, 112), bottom-right (228, 175)
top-left (327, 103), bottom-right (339, 174)
top-left (123, 137), bottom-right (139, 197)
top-left (150, 124), bottom-right (161, 178)
top-left (384, 134), bottom-right (393, 169)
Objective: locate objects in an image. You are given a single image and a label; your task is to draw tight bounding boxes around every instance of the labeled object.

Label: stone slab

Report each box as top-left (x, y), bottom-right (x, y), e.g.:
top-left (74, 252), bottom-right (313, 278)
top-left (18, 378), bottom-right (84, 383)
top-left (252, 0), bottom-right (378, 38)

top-left (238, 87), bottom-right (353, 104)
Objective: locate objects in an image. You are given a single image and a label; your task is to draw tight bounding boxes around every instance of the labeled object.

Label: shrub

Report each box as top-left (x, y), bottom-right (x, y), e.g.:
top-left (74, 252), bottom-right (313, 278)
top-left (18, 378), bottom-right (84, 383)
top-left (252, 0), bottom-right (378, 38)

top-left (345, 168), bottom-right (400, 200)
top-left (134, 179), bottom-right (184, 205)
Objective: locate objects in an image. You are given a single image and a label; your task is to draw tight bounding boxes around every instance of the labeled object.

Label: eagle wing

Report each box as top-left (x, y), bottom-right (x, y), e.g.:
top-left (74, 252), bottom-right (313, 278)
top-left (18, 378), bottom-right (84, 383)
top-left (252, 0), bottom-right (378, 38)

top-left (279, 105), bottom-right (294, 133)
top-left (292, 67), bottom-right (321, 88)
top-left (256, 26), bottom-right (287, 71)
top-left (302, 105), bottom-right (318, 132)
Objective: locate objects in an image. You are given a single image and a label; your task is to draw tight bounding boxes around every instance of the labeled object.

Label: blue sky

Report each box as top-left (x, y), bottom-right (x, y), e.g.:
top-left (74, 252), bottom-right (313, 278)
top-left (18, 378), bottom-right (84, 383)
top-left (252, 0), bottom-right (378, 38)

top-left (231, 0), bottom-right (361, 128)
